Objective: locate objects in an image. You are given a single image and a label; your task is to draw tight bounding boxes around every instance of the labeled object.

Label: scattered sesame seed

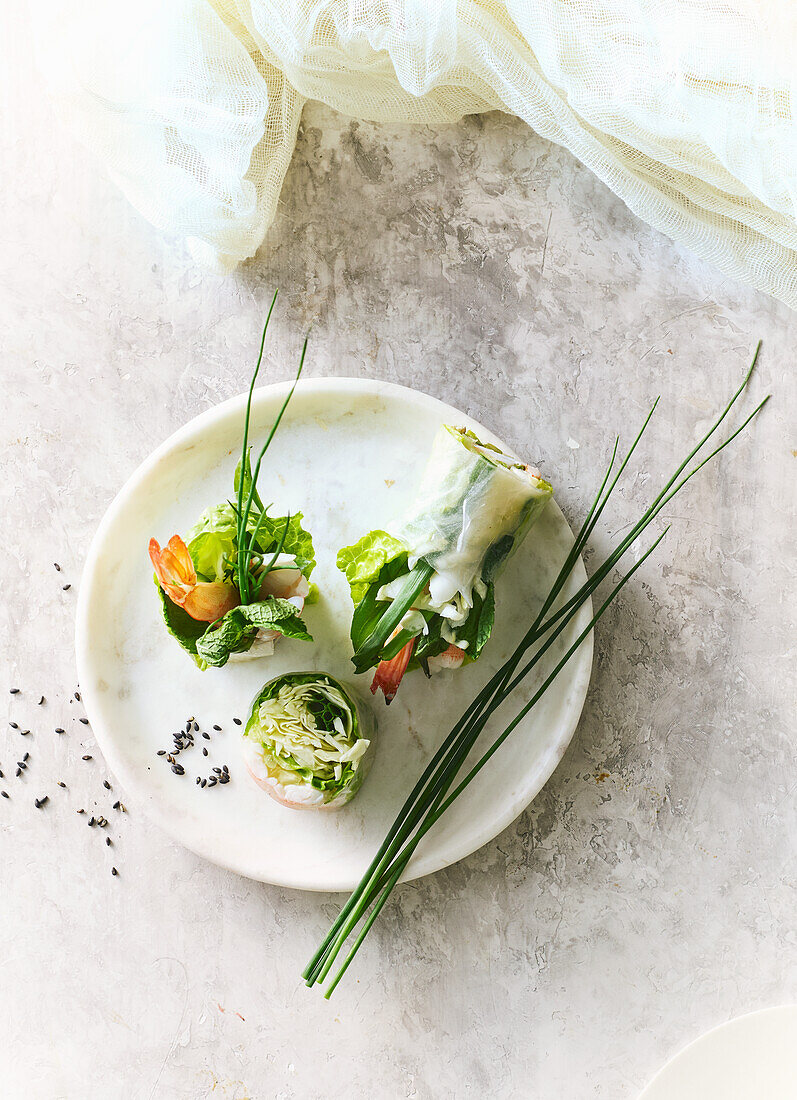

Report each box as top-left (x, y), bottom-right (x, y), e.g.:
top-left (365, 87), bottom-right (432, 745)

top-left (220, 775), bottom-right (230, 785)
top-left (233, 718), bottom-right (242, 726)
top-left (57, 782), bottom-right (66, 789)
top-left (82, 755), bottom-right (93, 761)
top-left (103, 780), bottom-right (111, 790)
top-left (9, 688), bottom-right (20, 695)
top-left (55, 728), bottom-right (65, 734)
top-left (208, 776), bottom-right (217, 786)
top-left (192, 721), bottom-right (199, 732)
top-left (171, 764), bottom-right (185, 775)
top-left (23, 753), bottom-right (29, 762)
top-left (9, 722), bottom-right (18, 729)
top-left (106, 837), bottom-right (112, 846)
top-left (112, 801), bottom-right (120, 810)
top-left (0, 770), bottom-right (3, 779)
top-left (77, 808), bottom-right (85, 814)
top-left (212, 725), bottom-right (221, 731)
top-left (97, 817), bottom-right (107, 827)
top-left (1, 791), bottom-right (8, 799)
top-left (156, 750), bottom-right (166, 756)
top-left (88, 817), bottom-right (96, 827)
top-left (19, 730), bottom-right (30, 736)
top-left (74, 692), bottom-right (81, 702)
top-left (111, 867), bottom-right (118, 876)
top-left (202, 732), bottom-right (211, 740)
top-left (38, 696), bottom-right (46, 706)
top-left (34, 796), bottom-right (48, 809)
top-left (195, 776), bottom-right (201, 785)
top-left (15, 769), bottom-right (21, 777)
top-left (79, 718), bottom-right (89, 726)
top-left (202, 748), bottom-right (208, 757)
top-left (62, 584), bottom-right (71, 591)
top-left (200, 778), bottom-right (207, 788)
top-left (54, 563), bottom-right (61, 571)
top-left (17, 762), bottom-right (26, 770)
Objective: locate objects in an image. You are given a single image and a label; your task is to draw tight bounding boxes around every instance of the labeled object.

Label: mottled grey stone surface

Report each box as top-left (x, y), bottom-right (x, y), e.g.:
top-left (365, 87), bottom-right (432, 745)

top-left (1, 25), bottom-right (796, 1100)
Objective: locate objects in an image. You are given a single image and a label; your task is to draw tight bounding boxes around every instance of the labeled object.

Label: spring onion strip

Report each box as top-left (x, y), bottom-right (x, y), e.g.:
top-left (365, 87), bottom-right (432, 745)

top-left (304, 348), bottom-right (768, 993)
top-left (352, 561), bottom-right (435, 673)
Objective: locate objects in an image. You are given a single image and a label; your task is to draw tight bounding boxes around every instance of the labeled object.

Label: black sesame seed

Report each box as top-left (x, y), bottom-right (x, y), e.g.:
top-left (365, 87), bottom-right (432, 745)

top-left (202, 733), bottom-right (211, 742)
top-left (185, 721), bottom-right (192, 733)
top-left (208, 776), bottom-right (217, 786)
top-left (23, 753), bottom-right (29, 762)
top-left (55, 728), bottom-right (64, 734)
top-left (119, 803), bottom-right (126, 812)
top-left (111, 867), bottom-right (118, 876)
top-left (9, 688), bottom-right (19, 695)
top-left (202, 748), bottom-right (208, 757)
top-left (77, 808), bottom-right (85, 814)
top-left (97, 817), bottom-right (107, 827)
top-left (222, 764), bottom-right (229, 773)
top-left (74, 692), bottom-right (81, 701)
top-left (103, 780), bottom-right (111, 790)
top-left (167, 755), bottom-right (175, 764)
top-left (112, 801), bottom-right (120, 810)
top-left (17, 762), bottom-right (26, 770)
top-left (88, 817), bottom-right (96, 826)
top-left (233, 718), bottom-right (242, 726)
top-left (19, 730), bottom-right (30, 736)
top-left (0, 770), bottom-right (3, 779)
top-left (212, 767), bottom-right (222, 775)
top-left (195, 776), bottom-right (201, 785)
top-left (200, 778), bottom-right (207, 788)
top-left (57, 782), bottom-right (66, 789)
top-left (1, 791), bottom-right (8, 800)
top-left (82, 755), bottom-right (93, 761)
top-left (212, 725), bottom-right (221, 731)
top-left (62, 584), bottom-right (71, 591)
top-left (219, 775), bottom-right (230, 785)
top-left (9, 722), bottom-right (18, 729)
top-left (106, 837), bottom-right (112, 846)
top-left (79, 718), bottom-right (89, 726)
top-left (192, 721), bottom-right (199, 732)
top-left (15, 769), bottom-right (21, 777)
top-left (34, 796), bottom-right (48, 808)
top-left (38, 696), bottom-right (45, 706)
top-left (54, 563), bottom-right (61, 571)
top-left (156, 750), bottom-right (166, 757)
top-left (171, 764), bottom-right (184, 775)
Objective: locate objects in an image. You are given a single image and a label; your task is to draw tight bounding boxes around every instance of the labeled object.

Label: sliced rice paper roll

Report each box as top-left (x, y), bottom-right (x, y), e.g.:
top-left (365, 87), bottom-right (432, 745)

top-left (242, 672), bottom-right (376, 810)
top-left (338, 424), bottom-right (553, 702)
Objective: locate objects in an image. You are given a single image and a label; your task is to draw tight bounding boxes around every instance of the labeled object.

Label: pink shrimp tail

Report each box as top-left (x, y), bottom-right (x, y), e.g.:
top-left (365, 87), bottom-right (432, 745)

top-left (371, 638), bottom-right (417, 704)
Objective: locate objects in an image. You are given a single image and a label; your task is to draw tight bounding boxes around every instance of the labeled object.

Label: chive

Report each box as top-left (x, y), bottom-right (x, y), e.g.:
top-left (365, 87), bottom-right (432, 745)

top-left (351, 561), bottom-right (434, 673)
top-left (305, 349), bottom-right (768, 994)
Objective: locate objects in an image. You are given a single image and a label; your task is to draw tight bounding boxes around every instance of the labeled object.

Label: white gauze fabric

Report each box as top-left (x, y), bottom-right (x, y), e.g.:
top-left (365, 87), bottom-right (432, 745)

top-left (34, 0), bottom-right (797, 306)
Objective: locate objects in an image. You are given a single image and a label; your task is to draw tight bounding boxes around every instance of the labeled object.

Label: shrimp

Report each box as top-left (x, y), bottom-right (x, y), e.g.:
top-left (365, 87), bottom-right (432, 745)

top-left (371, 637), bottom-right (417, 703)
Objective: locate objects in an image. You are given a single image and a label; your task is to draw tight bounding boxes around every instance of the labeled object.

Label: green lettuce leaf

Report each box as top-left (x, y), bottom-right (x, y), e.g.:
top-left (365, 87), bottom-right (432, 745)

top-left (451, 582), bottom-right (495, 662)
top-left (155, 584), bottom-right (210, 670)
top-left (337, 530), bottom-right (407, 605)
top-left (195, 598), bottom-right (312, 668)
top-left (187, 501), bottom-right (316, 582)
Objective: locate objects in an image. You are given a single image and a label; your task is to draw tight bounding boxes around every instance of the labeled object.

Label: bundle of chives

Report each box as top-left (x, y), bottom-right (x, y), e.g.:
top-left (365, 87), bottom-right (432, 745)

top-left (305, 345), bottom-right (768, 997)
top-left (234, 290), bottom-right (308, 603)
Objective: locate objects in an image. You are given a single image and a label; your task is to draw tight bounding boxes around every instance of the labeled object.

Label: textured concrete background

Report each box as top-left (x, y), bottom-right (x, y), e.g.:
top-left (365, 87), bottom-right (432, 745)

top-left (1, 21), bottom-right (796, 1100)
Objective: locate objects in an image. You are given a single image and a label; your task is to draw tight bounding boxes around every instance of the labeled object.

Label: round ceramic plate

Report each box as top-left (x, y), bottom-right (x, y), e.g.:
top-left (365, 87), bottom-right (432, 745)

top-left (639, 1006), bottom-right (797, 1099)
top-left (76, 378), bottom-right (592, 892)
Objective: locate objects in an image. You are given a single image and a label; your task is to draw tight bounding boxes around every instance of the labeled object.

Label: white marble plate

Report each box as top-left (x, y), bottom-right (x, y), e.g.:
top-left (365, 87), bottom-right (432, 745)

top-left (75, 378), bottom-right (592, 892)
top-left (639, 1006), bottom-right (797, 1099)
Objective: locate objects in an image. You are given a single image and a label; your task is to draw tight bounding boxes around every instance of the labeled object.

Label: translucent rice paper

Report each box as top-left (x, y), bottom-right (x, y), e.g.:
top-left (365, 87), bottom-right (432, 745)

top-left (395, 426), bottom-right (552, 608)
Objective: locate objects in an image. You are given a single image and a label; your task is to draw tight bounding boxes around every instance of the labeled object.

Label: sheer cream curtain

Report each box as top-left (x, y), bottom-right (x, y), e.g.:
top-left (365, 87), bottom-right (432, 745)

top-left (35, 0), bottom-right (797, 307)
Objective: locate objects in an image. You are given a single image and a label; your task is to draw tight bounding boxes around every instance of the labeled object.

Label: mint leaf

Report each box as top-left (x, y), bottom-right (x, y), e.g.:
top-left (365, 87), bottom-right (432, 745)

top-left (195, 598), bottom-right (312, 668)
top-left (156, 584), bottom-right (210, 670)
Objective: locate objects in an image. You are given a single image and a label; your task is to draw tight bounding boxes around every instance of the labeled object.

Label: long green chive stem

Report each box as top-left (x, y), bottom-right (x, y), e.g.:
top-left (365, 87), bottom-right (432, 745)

top-left (305, 349), bottom-right (767, 993)
top-left (322, 528), bottom-right (671, 995)
top-left (352, 561), bottom-right (435, 672)
top-left (238, 338), bottom-right (308, 594)
top-left (237, 292), bottom-right (278, 603)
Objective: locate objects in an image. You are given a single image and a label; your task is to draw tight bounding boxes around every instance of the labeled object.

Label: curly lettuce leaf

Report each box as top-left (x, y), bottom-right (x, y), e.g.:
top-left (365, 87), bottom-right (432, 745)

top-left (337, 530), bottom-right (407, 605)
top-left (187, 501), bottom-right (315, 582)
top-left (195, 598), bottom-right (312, 668)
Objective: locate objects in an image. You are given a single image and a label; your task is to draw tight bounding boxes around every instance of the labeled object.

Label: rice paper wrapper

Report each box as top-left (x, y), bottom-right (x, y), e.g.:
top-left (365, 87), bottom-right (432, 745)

top-left (394, 425), bottom-right (552, 607)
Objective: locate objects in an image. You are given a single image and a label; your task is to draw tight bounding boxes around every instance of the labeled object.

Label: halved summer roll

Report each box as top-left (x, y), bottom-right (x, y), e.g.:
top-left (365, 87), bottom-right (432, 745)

top-left (149, 309), bottom-right (316, 669)
top-left (338, 425), bottom-right (553, 701)
top-left (242, 672), bottom-right (376, 810)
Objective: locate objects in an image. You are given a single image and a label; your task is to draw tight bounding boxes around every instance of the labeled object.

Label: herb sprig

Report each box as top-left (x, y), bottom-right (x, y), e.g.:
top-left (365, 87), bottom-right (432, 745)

top-left (304, 344), bottom-right (768, 996)
top-left (235, 290), bottom-right (307, 605)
